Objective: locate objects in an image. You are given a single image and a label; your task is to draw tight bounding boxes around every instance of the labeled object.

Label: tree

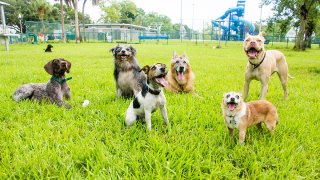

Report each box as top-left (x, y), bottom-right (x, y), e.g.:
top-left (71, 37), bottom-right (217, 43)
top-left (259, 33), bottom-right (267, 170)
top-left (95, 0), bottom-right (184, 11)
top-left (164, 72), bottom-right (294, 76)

top-left (101, 0), bottom-right (137, 23)
top-left (271, 0), bottom-right (320, 50)
top-left (31, 0), bottom-right (51, 34)
top-left (82, 0), bottom-right (103, 42)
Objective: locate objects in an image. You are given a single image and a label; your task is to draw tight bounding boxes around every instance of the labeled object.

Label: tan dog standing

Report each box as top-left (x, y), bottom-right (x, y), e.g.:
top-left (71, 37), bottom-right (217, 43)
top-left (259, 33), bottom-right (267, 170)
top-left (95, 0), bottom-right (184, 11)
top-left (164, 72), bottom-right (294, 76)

top-left (222, 92), bottom-right (278, 145)
top-left (243, 32), bottom-right (292, 101)
top-left (165, 51), bottom-right (195, 94)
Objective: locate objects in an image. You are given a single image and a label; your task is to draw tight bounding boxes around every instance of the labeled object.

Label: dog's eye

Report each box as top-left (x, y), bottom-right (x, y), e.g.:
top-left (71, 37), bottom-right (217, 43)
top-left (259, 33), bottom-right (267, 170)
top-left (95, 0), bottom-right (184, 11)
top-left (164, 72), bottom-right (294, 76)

top-left (226, 94), bottom-right (230, 98)
top-left (245, 39), bottom-right (250, 42)
top-left (236, 95), bottom-right (239, 99)
top-left (183, 61), bottom-right (186, 63)
top-left (126, 48), bottom-right (129, 51)
top-left (257, 39), bottom-right (262, 42)
top-left (151, 66), bottom-right (156, 70)
top-left (176, 61), bottom-right (179, 64)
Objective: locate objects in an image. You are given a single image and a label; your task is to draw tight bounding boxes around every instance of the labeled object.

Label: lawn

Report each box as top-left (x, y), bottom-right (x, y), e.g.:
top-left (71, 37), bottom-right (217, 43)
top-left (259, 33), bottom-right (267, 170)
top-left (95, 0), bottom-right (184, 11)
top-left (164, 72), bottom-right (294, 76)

top-left (0, 42), bottom-right (319, 178)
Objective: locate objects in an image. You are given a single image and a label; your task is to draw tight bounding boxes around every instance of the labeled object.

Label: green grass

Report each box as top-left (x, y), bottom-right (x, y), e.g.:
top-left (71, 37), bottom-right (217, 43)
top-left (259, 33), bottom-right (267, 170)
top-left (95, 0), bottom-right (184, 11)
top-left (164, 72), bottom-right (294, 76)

top-left (0, 42), bottom-right (319, 178)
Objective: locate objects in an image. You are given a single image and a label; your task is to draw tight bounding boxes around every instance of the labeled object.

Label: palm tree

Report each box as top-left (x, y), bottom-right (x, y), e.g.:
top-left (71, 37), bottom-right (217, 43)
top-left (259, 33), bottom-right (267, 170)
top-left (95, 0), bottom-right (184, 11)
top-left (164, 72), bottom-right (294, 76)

top-left (82, 0), bottom-right (102, 42)
top-left (31, 0), bottom-right (51, 34)
top-left (54, 0), bottom-right (67, 43)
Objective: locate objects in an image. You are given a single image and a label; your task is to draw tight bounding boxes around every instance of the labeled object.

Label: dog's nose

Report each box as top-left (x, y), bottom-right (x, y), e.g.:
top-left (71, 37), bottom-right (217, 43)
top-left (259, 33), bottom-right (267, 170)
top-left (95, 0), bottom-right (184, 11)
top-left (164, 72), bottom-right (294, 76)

top-left (121, 50), bottom-right (126, 53)
top-left (160, 67), bottom-right (165, 72)
top-left (179, 66), bottom-right (184, 72)
top-left (250, 41), bottom-right (255, 46)
top-left (230, 97), bottom-right (235, 101)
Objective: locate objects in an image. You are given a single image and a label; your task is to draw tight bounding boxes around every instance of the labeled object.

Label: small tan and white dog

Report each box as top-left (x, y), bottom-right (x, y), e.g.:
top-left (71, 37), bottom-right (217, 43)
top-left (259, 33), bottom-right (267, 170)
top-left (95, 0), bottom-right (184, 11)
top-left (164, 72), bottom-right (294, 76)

top-left (243, 32), bottom-right (292, 101)
top-left (165, 51), bottom-right (195, 94)
top-left (125, 63), bottom-right (169, 130)
top-left (222, 92), bottom-right (278, 145)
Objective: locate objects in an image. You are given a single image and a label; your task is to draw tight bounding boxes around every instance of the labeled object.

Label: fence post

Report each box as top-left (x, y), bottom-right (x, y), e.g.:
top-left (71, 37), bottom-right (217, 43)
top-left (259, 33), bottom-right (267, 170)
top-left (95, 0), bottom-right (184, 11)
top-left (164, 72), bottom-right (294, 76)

top-left (286, 37), bottom-right (289, 48)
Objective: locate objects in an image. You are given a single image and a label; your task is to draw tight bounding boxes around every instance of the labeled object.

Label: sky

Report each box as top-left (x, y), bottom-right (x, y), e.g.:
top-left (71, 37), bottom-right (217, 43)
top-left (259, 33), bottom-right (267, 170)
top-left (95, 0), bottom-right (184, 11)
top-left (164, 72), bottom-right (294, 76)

top-left (50, 0), bottom-right (274, 30)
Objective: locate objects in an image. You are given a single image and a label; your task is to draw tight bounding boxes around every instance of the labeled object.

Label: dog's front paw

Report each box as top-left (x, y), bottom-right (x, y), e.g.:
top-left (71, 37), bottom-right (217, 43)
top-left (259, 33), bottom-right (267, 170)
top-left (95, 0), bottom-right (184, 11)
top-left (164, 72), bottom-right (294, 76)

top-left (64, 103), bottom-right (72, 109)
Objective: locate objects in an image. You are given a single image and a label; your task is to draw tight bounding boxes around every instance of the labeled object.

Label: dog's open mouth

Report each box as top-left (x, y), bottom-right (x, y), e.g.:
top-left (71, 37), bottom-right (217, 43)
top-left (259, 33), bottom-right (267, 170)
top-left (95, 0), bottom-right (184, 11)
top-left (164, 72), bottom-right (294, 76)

top-left (227, 102), bottom-right (238, 111)
top-left (118, 54), bottom-right (129, 60)
top-left (154, 74), bottom-right (169, 87)
top-left (176, 70), bottom-right (185, 81)
top-left (246, 47), bottom-right (261, 59)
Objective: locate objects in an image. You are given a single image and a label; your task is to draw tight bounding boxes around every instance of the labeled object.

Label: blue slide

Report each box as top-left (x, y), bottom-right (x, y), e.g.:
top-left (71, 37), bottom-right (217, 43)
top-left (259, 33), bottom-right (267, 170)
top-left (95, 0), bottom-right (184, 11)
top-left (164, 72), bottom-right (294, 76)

top-left (211, 0), bottom-right (255, 40)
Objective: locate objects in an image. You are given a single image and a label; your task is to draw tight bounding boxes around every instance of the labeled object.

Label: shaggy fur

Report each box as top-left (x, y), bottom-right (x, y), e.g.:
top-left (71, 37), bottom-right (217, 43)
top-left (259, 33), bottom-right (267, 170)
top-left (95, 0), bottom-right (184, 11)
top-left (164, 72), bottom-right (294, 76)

top-left (165, 51), bottom-right (195, 93)
top-left (125, 63), bottom-right (169, 130)
top-left (44, 44), bottom-right (53, 52)
top-left (110, 44), bottom-right (146, 98)
top-left (13, 58), bottom-right (72, 109)
top-left (222, 92), bottom-right (278, 145)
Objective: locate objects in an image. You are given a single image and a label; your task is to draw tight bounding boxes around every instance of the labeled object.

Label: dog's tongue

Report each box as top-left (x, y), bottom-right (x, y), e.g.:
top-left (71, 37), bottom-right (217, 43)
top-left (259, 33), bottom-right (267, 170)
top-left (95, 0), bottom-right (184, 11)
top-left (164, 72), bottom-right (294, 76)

top-left (248, 49), bottom-right (258, 58)
top-left (155, 77), bottom-right (169, 87)
top-left (177, 72), bottom-right (185, 81)
top-left (228, 104), bottom-right (236, 111)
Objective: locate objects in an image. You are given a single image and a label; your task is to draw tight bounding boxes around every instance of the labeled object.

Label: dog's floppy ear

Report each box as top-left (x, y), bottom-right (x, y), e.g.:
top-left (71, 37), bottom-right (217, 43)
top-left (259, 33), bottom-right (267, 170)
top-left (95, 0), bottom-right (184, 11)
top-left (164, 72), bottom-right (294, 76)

top-left (140, 65), bottom-right (150, 74)
top-left (129, 45), bottom-right (137, 56)
top-left (64, 59), bottom-right (72, 73)
top-left (44, 60), bottom-right (54, 75)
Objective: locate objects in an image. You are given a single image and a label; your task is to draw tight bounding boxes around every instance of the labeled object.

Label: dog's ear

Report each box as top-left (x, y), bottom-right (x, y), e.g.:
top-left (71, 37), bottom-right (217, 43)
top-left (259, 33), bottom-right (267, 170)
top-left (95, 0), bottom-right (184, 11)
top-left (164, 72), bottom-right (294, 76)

top-left (109, 47), bottom-right (115, 54)
top-left (140, 65), bottom-right (150, 74)
top-left (44, 60), bottom-right (54, 75)
top-left (238, 92), bottom-right (242, 97)
top-left (64, 59), bottom-right (72, 73)
top-left (258, 31), bottom-right (266, 37)
top-left (182, 51), bottom-right (188, 57)
top-left (172, 51), bottom-right (178, 58)
top-left (129, 45), bottom-right (137, 56)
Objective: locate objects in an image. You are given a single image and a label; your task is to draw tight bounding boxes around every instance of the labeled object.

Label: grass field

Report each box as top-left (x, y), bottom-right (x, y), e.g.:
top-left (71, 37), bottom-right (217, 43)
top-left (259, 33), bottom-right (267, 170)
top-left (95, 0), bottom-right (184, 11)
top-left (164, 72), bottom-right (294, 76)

top-left (0, 42), bottom-right (319, 178)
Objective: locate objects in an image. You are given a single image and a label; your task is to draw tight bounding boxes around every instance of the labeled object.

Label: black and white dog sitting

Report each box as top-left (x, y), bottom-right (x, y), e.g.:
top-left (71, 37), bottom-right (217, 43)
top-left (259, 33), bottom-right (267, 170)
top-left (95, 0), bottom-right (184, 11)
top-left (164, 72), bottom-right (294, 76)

top-left (44, 44), bottom-right (53, 52)
top-left (125, 63), bottom-right (169, 130)
top-left (110, 44), bottom-right (146, 98)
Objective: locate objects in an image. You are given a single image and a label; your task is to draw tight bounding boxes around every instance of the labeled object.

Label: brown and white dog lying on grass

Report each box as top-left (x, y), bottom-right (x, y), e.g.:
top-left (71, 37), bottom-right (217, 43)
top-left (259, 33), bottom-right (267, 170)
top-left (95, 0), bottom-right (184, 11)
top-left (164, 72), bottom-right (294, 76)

top-left (243, 32), bottom-right (293, 101)
top-left (165, 51), bottom-right (195, 94)
top-left (13, 58), bottom-right (72, 109)
top-left (222, 92), bottom-right (278, 145)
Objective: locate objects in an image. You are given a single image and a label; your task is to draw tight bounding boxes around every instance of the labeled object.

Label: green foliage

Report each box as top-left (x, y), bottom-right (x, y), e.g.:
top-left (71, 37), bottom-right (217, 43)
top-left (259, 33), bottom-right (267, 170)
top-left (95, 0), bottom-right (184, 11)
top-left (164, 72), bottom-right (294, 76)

top-left (101, 0), bottom-right (137, 23)
top-left (0, 42), bottom-right (319, 178)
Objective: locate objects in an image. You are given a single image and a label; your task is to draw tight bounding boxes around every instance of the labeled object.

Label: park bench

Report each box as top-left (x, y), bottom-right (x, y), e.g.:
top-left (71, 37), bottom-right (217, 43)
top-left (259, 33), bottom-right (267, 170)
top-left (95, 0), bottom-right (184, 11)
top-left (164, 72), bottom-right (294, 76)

top-left (138, 35), bottom-right (169, 44)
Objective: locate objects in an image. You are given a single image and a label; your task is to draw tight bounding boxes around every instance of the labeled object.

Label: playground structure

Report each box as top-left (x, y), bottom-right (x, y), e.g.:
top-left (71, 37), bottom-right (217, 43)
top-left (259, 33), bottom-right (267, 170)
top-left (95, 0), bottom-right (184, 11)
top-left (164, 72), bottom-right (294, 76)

top-left (211, 0), bottom-right (255, 41)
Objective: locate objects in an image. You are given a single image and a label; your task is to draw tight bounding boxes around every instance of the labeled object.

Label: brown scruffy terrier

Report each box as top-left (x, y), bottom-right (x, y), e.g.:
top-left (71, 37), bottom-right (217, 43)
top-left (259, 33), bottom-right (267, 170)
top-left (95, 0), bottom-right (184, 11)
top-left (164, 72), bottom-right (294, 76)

top-left (222, 92), bottom-right (278, 145)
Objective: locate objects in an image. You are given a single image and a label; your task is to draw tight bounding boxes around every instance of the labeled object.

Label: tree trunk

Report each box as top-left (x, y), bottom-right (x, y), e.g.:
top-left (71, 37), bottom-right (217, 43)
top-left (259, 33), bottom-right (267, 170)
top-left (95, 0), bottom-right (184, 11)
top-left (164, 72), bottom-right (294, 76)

top-left (74, 0), bottom-right (80, 43)
top-left (82, 0), bottom-right (87, 42)
top-left (60, 0), bottom-right (66, 43)
top-left (294, 19), bottom-right (306, 50)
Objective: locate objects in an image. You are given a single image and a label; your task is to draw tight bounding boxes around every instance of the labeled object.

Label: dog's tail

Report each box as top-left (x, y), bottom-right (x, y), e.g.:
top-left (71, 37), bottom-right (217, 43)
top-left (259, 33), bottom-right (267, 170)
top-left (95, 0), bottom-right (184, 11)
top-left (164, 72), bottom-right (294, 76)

top-left (288, 74), bottom-right (294, 79)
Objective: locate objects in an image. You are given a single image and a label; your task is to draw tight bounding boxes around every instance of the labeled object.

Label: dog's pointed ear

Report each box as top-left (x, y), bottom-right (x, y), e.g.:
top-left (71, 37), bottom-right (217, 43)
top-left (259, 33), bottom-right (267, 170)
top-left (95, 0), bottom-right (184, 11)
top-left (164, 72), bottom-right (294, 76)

top-left (172, 51), bottom-right (178, 58)
top-left (259, 31), bottom-right (266, 37)
top-left (44, 60), bottom-right (54, 75)
top-left (140, 65), bottom-right (150, 74)
top-left (245, 32), bottom-right (250, 38)
top-left (182, 51), bottom-right (188, 57)
top-left (129, 45), bottom-right (137, 56)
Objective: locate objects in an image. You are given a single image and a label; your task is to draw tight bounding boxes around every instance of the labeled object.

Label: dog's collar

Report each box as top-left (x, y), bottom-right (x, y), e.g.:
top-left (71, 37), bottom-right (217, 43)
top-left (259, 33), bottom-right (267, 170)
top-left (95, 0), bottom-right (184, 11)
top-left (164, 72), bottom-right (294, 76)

top-left (144, 83), bottom-right (161, 95)
top-left (51, 75), bottom-right (72, 84)
top-left (248, 51), bottom-right (267, 70)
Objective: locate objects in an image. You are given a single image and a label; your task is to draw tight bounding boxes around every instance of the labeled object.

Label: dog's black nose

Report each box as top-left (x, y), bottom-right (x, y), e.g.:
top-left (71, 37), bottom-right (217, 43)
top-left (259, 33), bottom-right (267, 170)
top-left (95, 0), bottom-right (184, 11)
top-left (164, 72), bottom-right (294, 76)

top-left (179, 66), bottom-right (184, 72)
top-left (121, 50), bottom-right (126, 53)
top-left (160, 67), bottom-right (165, 72)
top-left (230, 97), bottom-right (235, 101)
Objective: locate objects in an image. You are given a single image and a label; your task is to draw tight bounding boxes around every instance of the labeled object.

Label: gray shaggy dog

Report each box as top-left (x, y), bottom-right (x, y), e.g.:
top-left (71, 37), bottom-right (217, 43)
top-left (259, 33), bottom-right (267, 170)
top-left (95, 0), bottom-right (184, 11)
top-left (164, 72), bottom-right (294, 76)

top-left (110, 44), bottom-right (146, 98)
top-left (13, 58), bottom-right (72, 109)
